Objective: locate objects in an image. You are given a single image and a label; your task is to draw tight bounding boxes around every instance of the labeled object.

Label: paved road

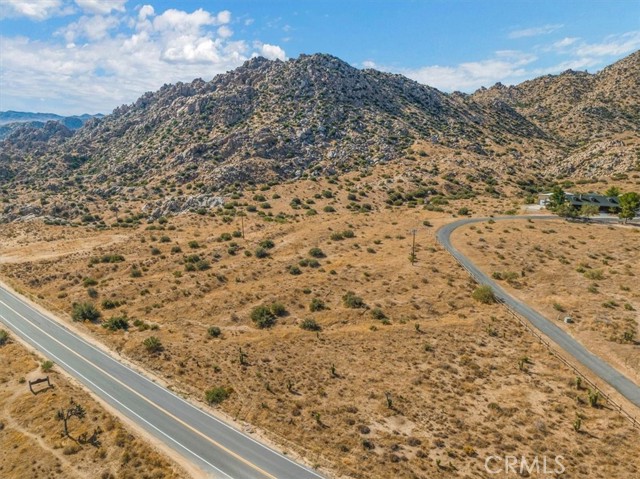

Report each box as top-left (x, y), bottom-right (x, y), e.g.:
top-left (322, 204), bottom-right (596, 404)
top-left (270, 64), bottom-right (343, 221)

top-left (0, 284), bottom-right (323, 479)
top-left (436, 216), bottom-right (640, 409)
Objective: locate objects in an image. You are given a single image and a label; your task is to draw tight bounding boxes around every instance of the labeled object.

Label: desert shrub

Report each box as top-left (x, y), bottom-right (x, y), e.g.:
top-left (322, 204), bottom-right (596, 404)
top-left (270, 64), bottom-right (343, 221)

top-left (205, 387), bottom-right (230, 405)
top-left (342, 229), bottom-right (355, 238)
top-left (330, 232), bottom-right (344, 241)
top-left (259, 239), bottom-right (275, 249)
top-left (0, 329), bottom-right (8, 346)
top-left (41, 360), bottom-right (54, 372)
top-left (457, 207), bottom-right (470, 216)
top-left (309, 247), bottom-right (325, 258)
top-left (288, 265), bottom-right (302, 275)
top-left (87, 287), bottom-right (98, 299)
top-left (584, 269), bottom-right (604, 280)
top-left (102, 316), bottom-right (129, 331)
top-left (250, 305), bottom-right (276, 328)
top-left (102, 254), bottom-right (124, 263)
top-left (270, 302), bottom-right (287, 317)
top-left (143, 336), bottom-right (162, 353)
top-left (300, 318), bottom-right (321, 331)
top-left (130, 267), bottom-right (142, 278)
top-left (72, 302), bottom-right (101, 322)
top-left (150, 247), bottom-right (161, 255)
top-left (323, 205), bottom-right (336, 213)
top-left (184, 254), bottom-right (201, 263)
top-left (309, 298), bottom-right (326, 312)
top-left (207, 326), bottom-right (222, 338)
top-left (472, 285), bottom-right (495, 304)
top-left (101, 299), bottom-right (120, 309)
top-left (219, 232), bottom-right (232, 241)
top-left (170, 245), bottom-right (182, 254)
top-left (343, 291), bottom-right (365, 308)
top-left (255, 247), bottom-right (269, 258)
top-left (83, 277), bottom-right (98, 287)
top-left (185, 263), bottom-right (196, 272)
top-left (188, 240), bottom-right (200, 249)
top-left (308, 259), bottom-right (320, 268)
top-left (371, 308), bottom-right (386, 320)
top-left (196, 260), bottom-right (210, 271)
top-left (159, 235), bottom-right (170, 243)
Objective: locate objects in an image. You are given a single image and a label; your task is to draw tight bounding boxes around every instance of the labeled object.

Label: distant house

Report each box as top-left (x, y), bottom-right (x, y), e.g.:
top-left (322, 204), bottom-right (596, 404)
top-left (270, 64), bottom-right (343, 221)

top-left (538, 192), bottom-right (620, 213)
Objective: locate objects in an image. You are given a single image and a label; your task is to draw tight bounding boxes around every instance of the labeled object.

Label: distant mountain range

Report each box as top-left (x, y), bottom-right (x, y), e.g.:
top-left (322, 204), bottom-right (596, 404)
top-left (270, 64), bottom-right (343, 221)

top-left (1, 51), bottom-right (638, 193)
top-left (0, 111), bottom-right (103, 139)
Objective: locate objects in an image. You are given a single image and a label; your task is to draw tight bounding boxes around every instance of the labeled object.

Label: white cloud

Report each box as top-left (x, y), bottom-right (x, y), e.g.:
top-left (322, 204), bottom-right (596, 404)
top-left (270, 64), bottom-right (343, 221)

top-left (552, 37), bottom-right (579, 49)
top-left (509, 23), bottom-right (563, 39)
top-left (74, 0), bottom-right (126, 15)
top-left (0, 6), bottom-right (285, 114)
top-left (259, 43), bottom-right (286, 61)
top-left (216, 10), bottom-right (231, 25)
top-left (138, 4), bottom-right (154, 21)
top-left (217, 25), bottom-right (233, 39)
top-left (59, 14), bottom-right (121, 42)
top-left (398, 51), bottom-right (536, 91)
top-left (575, 31), bottom-right (640, 57)
top-left (0, 0), bottom-right (70, 20)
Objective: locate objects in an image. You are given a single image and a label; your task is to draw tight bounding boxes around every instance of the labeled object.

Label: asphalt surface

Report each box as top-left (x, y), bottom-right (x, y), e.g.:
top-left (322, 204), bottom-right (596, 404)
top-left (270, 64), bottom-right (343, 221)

top-left (436, 215), bottom-right (640, 408)
top-left (0, 284), bottom-right (324, 479)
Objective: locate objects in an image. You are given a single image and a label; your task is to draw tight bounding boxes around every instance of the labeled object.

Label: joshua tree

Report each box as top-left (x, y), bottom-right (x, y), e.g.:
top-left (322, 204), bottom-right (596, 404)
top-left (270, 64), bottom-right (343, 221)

top-left (573, 416), bottom-right (582, 432)
top-left (385, 391), bottom-right (393, 409)
top-left (55, 400), bottom-right (86, 437)
top-left (239, 347), bottom-right (248, 366)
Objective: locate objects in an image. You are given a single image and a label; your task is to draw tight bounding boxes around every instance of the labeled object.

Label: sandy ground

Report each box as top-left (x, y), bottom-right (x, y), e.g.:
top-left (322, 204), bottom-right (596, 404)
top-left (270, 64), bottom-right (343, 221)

top-left (2, 169), bottom-right (640, 478)
top-left (452, 218), bottom-right (640, 412)
top-left (0, 337), bottom-right (190, 479)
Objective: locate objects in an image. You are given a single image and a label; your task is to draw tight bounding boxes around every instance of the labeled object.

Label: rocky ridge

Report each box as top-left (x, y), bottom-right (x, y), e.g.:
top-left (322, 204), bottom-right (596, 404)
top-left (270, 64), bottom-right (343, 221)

top-left (1, 51), bottom-right (639, 218)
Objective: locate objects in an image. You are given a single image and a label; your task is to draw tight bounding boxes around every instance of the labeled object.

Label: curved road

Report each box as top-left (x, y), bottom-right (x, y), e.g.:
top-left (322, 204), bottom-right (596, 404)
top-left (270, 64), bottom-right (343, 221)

top-left (0, 284), bottom-right (323, 479)
top-left (437, 216), bottom-right (640, 409)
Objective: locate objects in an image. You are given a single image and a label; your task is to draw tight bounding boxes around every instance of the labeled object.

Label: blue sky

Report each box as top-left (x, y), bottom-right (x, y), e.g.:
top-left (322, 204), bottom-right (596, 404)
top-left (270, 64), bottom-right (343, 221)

top-left (1, 0), bottom-right (638, 115)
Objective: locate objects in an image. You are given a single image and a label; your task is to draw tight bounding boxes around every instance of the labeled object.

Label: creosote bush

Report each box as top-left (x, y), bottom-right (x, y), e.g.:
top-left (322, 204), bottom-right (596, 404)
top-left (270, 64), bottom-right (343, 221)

top-left (300, 318), bottom-right (321, 331)
top-left (205, 387), bottom-right (230, 405)
top-left (343, 291), bottom-right (365, 308)
top-left (250, 305), bottom-right (276, 328)
top-left (0, 329), bottom-right (8, 346)
top-left (472, 285), bottom-right (496, 304)
top-left (309, 247), bottom-right (325, 258)
top-left (207, 326), bottom-right (222, 338)
top-left (309, 298), bottom-right (326, 312)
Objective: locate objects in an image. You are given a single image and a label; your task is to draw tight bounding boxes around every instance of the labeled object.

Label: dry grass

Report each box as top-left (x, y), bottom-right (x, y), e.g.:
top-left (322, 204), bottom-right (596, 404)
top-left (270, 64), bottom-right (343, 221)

top-left (452, 219), bottom-right (640, 392)
top-left (1, 170), bottom-right (640, 478)
top-left (0, 339), bottom-right (187, 479)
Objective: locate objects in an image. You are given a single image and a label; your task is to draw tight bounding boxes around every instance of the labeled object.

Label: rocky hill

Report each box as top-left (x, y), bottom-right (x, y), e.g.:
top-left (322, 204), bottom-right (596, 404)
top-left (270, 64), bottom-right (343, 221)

top-left (1, 52), bottom-right (639, 196)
